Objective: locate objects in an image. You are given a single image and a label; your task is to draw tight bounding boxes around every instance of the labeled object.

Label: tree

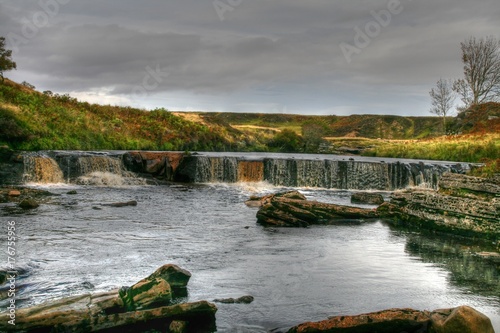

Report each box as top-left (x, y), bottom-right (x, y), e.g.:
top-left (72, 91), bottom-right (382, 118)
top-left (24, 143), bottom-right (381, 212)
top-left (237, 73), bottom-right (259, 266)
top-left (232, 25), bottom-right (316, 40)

top-left (268, 129), bottom-right (303, 152)
top-left (302, 121), bottom-right (327, 153)
top-left (429, 78), bottom-right (455, 133)
top-left (0, 36), bottom-right (17, 82)
top-left (453, 36), bottom-right (500, 108)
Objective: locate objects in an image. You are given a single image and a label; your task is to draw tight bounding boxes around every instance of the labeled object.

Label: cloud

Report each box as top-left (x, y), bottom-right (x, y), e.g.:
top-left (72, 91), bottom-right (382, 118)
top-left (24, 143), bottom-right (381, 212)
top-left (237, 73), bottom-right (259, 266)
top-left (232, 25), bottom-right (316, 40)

top-left (1, 0), bottom-right (499, 115)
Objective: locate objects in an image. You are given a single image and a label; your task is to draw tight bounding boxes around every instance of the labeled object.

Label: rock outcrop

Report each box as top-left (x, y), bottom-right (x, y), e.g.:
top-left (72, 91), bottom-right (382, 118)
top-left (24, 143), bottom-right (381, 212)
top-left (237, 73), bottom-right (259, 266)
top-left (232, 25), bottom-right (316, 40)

top-left (256, 191), bottom-right (378, 227)
top-left (350, 192), bottom-right (385, 205)
top-left (378, 173), bottom-right (499, 242)
top-left (123, 152), bottom-right (185, 181)
top-left (287, 306), bottom-right (495, 333)
top-left (0, 264), bottom-right (217, 333)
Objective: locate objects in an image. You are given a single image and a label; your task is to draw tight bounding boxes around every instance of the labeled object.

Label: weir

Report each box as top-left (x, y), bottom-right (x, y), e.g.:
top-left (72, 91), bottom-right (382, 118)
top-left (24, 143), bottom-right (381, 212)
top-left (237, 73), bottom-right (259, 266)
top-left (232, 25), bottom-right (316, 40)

top-left (13, 151), bottom-right (471, 190)
top-left (23, 155), bottom-right (64, 184)
top-left (174, 153), bottom-right (470, 190)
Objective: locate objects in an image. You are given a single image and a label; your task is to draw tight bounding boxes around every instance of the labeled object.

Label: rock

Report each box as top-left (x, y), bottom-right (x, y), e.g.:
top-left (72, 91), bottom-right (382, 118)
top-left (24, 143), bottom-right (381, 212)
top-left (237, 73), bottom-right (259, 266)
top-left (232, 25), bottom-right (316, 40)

top-left (123, 151), bottom-right (185, 180)
top-left (288, 308), bottom-right (431, 333)
top-left (8, 190), bottom-right (21, 197)
top-left (439, 172), bottom-right (500, 195)
top-left (214, 295), bottom-right (254, 304)
top-left (245, 191), bottom-right (306, 207)
top-left (120, 277), bottom-right (172, 311)
top-left (67, 190), bottom-right (78, 195)
top-left (351, 192), bottom-right (384, 205)
top-left (430, 306), bottom-right (495, 333)
top-left (287, 306), bottom-right (495, 333)
top-left (0, 265), bottom-right (217, 333)
top-left (144, 264), bottom-right (192, 289)
top-left (170, 320), bottom-right (188, 333)
top-left (102, 200), bottom-right (138, 207)
top-left (18, 198), bottom-right (39, 209)
top-left (378, 173), bottom-right (500, 241)
top-left (256, 192), bottom-right (378, 227)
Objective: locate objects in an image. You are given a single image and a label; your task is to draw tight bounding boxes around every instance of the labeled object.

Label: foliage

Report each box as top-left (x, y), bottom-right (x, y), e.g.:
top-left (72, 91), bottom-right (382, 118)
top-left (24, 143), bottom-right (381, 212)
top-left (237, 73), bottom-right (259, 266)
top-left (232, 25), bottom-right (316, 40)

top-left (268, 129), bottom-right (304, 152)
top-left (469, 159), bottom-right (500, 178)
top-left (302, 121), bottom-right (327, 152)
top-left (0, 80), bottom-right (233, 151)
top-left (0, 36), bottom-right (17, 82)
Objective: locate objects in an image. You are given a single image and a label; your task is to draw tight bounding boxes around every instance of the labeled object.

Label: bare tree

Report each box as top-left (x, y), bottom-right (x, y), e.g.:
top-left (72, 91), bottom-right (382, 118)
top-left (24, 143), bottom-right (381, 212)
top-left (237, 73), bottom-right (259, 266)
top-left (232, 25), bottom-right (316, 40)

top-left (430, 78), bottom-right (455, 133)
top-left (0, 36), bottom-right (17, 82)
top-left (453, 36), bottom-right (500, 108)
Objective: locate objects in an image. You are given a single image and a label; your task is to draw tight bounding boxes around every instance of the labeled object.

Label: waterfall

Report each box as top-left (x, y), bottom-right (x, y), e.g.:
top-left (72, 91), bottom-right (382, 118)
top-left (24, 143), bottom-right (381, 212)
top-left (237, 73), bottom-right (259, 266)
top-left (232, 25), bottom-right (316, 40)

top-left (23, 155), bottom-right (64, 184)
top-left (74, 156), bottom-right (144, 185)
top-left (237, 161), bottom-right (264, 182)
top-left (193, 156), bottom-right (239, 183)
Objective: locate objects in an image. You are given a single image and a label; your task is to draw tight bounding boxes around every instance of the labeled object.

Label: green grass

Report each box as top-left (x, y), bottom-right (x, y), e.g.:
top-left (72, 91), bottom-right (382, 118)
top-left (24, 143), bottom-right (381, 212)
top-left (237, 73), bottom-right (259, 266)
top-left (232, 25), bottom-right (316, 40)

top-left (364, 134), bottom-right (500, 163)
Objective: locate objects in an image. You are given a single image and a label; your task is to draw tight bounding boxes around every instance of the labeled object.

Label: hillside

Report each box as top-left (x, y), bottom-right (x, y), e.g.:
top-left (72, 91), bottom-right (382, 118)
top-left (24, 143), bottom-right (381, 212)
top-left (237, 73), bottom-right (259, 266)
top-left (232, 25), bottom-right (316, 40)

top-left (0, 79), bottom-right (498, 164)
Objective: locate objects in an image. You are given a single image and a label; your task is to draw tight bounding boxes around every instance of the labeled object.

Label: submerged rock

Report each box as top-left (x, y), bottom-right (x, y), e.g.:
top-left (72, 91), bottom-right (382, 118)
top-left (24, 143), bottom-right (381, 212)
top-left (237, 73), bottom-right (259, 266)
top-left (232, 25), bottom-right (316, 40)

top-left (18, 198), bottom-right (39, 209)
top-left (102, 200), bottom-right (138, 207)
top-left (288, 306), bottom-right (494, 333)
top-left (0, 265), bottom-right (216, 333)
top-left (256, 191), bottom-right (378, 227)
top-left (213, 295), bottom-right (254, 304)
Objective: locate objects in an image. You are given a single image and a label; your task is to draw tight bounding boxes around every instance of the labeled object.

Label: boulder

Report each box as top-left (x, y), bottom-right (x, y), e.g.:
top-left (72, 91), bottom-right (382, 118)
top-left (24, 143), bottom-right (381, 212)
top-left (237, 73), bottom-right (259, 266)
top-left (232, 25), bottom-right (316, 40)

top-left (144, 264), bottom-right (192, 289)
top-left (287, 306), bottom-right (495, 333)
top-left (256, 192), bottom-right (378, 227)
top-left (8, 190), bottom-right (21, 197)
top-left (18, 198), bottom-right (39, 209)
top-left (430, 306), bottom-right (495, 333)
top-left (350, 192), bottom-right (384, 205)
top-left (0, 265), bottom-right (216, 333)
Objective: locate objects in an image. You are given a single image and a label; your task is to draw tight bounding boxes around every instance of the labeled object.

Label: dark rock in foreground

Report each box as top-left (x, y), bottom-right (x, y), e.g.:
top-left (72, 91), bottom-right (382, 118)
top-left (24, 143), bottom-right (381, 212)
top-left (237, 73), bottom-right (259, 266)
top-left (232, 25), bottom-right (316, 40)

top-left (287, 306), bottom-right (495, 333)
top-left (256, 191), bottom-right (378, 227)
top-left (0, 264), bottom-right (216, 333)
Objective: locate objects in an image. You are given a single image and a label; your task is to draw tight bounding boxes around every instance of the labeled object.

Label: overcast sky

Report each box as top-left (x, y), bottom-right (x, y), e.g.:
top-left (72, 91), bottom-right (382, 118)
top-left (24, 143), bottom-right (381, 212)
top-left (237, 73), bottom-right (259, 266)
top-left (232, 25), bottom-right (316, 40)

top-left (1, 1), bottom-right (499, 116)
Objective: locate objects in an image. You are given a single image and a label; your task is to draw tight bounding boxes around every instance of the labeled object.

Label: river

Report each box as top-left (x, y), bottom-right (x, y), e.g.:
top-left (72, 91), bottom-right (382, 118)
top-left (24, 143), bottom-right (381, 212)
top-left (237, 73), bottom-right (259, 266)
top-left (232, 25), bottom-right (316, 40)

top-left (0, 180), bottom-right (499, 332)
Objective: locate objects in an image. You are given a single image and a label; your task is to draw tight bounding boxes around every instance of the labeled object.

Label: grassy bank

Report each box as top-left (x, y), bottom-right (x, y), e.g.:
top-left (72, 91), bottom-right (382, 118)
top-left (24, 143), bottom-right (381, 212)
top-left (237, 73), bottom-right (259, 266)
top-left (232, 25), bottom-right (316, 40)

top-left (1, 79), bottom-right (498, 166)
top-left (363, 134), bottom-right (500, 163)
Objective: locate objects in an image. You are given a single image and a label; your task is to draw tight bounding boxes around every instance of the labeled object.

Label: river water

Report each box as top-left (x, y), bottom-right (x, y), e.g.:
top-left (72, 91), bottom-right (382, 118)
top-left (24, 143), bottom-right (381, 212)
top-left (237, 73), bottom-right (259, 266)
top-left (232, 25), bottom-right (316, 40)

top-left (0, 182), bottom-right (499, 332)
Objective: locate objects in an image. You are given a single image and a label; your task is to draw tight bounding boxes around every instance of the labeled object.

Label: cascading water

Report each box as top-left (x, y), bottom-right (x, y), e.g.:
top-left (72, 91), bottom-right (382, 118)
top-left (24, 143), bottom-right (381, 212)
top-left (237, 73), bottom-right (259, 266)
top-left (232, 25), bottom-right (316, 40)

top-left (23, 155), bottom-right (64, 184)
top-left (175, 153), bottom-right (471, 190)
top-left (14, 151), bottom-right (472, 190)
top-left (237, 161), bottom-right (264, 182)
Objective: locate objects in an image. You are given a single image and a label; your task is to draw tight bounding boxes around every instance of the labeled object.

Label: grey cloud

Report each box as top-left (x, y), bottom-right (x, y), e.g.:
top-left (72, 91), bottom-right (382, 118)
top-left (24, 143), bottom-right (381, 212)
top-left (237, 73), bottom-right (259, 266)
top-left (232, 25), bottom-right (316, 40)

top-left (1, 0), bottom-right (499, 115)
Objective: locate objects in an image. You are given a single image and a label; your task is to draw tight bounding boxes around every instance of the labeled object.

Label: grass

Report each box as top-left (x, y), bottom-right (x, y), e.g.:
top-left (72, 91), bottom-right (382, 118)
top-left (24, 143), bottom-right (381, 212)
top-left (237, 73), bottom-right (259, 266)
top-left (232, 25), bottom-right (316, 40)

top-left (1, 79), bottom-right (499, 166)
top-left (364, 133), bottom-right (500, 163)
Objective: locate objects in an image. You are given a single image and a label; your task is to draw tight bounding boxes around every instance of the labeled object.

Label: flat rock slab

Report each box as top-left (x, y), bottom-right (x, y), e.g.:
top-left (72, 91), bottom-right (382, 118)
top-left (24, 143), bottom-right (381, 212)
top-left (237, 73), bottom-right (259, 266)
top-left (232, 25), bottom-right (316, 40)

top-left (256, 191), bottom-right (378, 227)
top-left (287, 306), bottom-right (495, 333)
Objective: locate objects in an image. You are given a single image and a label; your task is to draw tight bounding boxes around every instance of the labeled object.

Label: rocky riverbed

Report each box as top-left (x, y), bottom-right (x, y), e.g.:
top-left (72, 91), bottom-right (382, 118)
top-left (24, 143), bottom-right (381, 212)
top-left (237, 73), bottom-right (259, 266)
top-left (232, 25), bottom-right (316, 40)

top-left (0, 264), bottom-right (217, 333)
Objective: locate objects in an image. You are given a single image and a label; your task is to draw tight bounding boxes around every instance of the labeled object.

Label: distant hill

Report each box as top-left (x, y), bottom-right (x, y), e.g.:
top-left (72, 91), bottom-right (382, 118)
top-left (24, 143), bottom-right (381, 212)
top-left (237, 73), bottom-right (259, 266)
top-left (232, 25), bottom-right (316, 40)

top-left (0, 79), bottom-right (497, 158)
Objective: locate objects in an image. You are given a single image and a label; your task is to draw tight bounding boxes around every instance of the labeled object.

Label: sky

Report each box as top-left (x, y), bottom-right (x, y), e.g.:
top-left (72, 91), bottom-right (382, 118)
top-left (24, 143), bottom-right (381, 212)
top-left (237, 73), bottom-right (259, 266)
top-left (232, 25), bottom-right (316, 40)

top-left (1, 0), bottom-right (499, 116)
